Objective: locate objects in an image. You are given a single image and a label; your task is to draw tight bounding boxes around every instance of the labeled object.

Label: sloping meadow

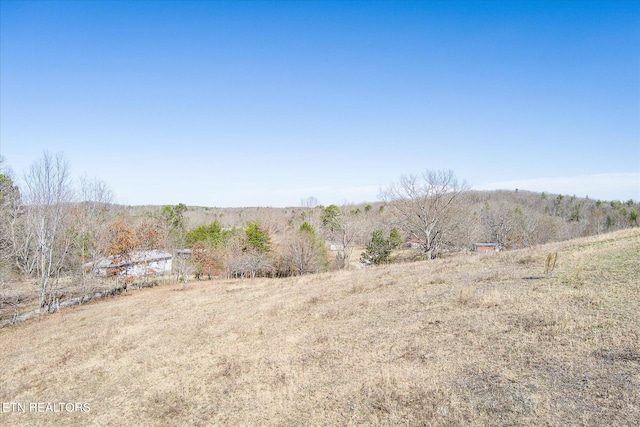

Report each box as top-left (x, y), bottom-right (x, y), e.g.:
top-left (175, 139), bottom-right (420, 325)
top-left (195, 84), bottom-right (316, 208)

top-left (1, 228), bottom-right (638, 426)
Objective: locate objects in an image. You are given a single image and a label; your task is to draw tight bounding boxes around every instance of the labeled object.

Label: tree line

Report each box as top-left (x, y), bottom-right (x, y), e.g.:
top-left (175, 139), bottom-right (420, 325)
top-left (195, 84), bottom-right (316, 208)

top-left (1, 153), bottom-right (638, 311)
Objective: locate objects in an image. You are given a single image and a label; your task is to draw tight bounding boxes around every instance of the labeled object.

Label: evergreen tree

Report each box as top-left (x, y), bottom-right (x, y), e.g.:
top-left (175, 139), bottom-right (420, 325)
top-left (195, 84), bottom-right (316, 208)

top-left (299, 221), bottom-right (316, 236)
top-left (361, 230), bottom-right (392, 265)
top-left (187, 220), bottom-right (225, 247)
top-left (244, 222), bottom-right (271, 252)
top-left (389, 227), bottom-right (403, 249)
top-left (321, 204), bottom-right (341, 230)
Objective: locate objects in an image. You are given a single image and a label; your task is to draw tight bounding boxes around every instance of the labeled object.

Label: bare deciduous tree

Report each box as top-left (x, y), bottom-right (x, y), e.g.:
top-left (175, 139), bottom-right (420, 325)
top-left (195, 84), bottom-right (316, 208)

top-left (300, 196), bottom-right (319, 208)
top-left (285, 222), bottom-right (327, 275)
top-left (225, 249), bottom-right (272, 280)
top-left (480, 201), bottom-right (514, 248)
top-left (23, 152), bottom-right (74, 309)
top-left (73, 175), bottom-right (115, 289)
top-left (380, 169), bottom-right (469, 259)
top-left (241, 250), bottom-right (273, 280)
top-left (321, 204), bottom-right (367, 269)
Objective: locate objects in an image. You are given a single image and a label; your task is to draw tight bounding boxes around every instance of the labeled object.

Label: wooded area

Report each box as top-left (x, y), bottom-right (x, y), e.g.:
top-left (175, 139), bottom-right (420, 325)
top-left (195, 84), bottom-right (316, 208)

top-left (1, 153), bottom-right (638, 319)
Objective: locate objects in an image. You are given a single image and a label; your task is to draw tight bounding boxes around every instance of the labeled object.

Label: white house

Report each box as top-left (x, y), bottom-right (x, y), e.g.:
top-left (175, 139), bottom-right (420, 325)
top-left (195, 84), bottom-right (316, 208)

top-left (86, 250), bottom-right (173, 278)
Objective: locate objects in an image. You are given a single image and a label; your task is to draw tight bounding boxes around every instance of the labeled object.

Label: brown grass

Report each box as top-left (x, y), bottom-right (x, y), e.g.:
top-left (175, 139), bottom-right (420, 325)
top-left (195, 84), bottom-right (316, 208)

top-left (1, 228), bottom-right (639, 426)
top-left (0, 274), bottom-right (175, 324)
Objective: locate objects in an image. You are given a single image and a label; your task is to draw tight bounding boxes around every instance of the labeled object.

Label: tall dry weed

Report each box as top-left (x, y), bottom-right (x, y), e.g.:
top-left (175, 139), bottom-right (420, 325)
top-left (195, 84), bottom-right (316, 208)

top-left (573, 262), bottom-right (585, 288)
top-left (544, 252), bottom-right (558, 275)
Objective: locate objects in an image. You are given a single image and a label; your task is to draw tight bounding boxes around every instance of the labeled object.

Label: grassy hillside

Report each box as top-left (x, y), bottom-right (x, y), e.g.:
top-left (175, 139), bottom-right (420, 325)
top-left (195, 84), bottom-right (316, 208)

top-left (1, 228), bottom-right (638, 426)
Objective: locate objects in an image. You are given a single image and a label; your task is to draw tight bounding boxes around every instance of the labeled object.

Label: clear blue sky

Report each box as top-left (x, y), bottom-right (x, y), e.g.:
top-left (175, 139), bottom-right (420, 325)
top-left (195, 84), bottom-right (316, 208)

top-left (1, 0), bottom-right (639, 207)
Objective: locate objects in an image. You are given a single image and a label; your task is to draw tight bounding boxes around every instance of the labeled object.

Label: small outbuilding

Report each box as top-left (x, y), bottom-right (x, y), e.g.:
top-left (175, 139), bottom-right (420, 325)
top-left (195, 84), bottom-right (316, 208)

top-left (407, 239), bottom-right (426, 249)
top-left (472, 243), bottom-right (501, 253)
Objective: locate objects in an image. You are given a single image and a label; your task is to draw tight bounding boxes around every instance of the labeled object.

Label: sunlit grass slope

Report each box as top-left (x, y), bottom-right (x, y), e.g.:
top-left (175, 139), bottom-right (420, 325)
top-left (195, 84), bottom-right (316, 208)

top-left (1, 228), bottom-right (639, 426)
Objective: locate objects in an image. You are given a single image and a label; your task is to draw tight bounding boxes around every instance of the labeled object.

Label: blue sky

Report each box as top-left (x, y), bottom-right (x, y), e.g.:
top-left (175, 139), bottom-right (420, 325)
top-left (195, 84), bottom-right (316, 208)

top-left (1, 0), bottom-right (638, 207)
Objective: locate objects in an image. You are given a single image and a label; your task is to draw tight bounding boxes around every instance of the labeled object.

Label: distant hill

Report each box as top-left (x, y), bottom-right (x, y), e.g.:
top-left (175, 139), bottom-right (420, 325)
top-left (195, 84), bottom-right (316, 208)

top-left (128, 189), bottom-right (638, 249)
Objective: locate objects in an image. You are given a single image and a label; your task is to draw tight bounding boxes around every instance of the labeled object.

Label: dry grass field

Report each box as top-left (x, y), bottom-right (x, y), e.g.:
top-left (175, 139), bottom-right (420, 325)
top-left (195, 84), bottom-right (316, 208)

top-left (1, 228), bottom-right (639, 426)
